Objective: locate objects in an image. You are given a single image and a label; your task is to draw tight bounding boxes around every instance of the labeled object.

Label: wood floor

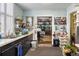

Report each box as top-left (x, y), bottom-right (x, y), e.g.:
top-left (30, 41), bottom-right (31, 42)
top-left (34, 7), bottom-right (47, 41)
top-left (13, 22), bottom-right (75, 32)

top-left (38, 35), bottom-right (52, 44)
top-left (26, 35), bottom-right (63, 56)
top-left (26, 47), bottom-right (62, 56)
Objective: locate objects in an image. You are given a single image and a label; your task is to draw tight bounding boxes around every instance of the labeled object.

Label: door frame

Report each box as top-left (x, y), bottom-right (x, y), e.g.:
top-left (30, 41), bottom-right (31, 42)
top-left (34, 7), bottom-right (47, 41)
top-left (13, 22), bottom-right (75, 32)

top-left (37, 16), bottom-right (52, 45)
top-left (70, 11), bottom-right (77, 43)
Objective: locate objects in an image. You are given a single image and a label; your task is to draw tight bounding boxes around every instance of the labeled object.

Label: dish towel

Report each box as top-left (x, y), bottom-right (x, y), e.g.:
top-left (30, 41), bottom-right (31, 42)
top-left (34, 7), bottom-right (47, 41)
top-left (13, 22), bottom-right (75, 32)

top-left (16, 44), bottom-right (23, 56)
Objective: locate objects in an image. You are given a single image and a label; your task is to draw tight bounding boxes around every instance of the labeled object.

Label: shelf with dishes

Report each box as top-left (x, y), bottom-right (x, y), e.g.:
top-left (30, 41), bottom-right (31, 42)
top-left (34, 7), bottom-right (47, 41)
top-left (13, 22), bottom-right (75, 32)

top-left (37, 16), bottom-right (52, 35)
top-left (15, 16), bottom-right (33, 36)
top-left (59, 36), bottom-right (69, 47)
top-left (54, 17), bottom-right (68, 47)
top-left (15, 18), bottom-right (28, 36)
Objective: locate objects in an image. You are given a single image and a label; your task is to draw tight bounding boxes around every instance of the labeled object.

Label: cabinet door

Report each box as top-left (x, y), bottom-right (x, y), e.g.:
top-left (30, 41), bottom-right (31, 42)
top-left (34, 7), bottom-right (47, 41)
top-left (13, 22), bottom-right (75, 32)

top-left (0, 48), bottom-right (1, 56)
top-left (22, 36), bottom-right (32, 56)
top-left (1, 45), bottom-right (16, 56)
top-left (22, 41), bottom-right (31, 56)
top-left (27, 34), bottom-right (33, 41)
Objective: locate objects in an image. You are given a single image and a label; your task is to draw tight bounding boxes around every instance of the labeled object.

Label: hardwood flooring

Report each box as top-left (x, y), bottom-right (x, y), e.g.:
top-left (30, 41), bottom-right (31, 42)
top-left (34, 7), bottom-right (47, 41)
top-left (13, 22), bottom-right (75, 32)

top-left (38, 35), bottom-right (52, 44)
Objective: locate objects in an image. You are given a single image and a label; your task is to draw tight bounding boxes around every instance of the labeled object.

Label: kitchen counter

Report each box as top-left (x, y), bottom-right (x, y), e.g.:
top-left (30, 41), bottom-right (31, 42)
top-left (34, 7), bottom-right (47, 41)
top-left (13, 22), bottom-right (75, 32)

top-left (0, 31), bottom-right (33, 47)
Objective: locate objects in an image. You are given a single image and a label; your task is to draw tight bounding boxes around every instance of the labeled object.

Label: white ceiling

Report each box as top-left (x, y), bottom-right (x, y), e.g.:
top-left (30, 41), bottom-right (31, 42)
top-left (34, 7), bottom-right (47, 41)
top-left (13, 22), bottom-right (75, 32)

top-left (17, 3), bottom-right (71, 10)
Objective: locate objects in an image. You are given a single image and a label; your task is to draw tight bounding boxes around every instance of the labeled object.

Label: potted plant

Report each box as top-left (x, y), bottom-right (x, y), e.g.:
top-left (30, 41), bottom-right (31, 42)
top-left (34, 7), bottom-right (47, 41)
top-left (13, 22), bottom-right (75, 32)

top-left (64, 44), bottom-right (71, 56)
top-left (64, 44), bottom-right (77, 56)
top-left (71, 44), bottom-right (77, 56)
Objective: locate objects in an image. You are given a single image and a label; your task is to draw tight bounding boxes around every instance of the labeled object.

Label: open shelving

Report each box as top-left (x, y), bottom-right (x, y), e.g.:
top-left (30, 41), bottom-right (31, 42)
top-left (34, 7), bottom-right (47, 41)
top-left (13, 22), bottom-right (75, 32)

top-left (37, 16), bottom-right (52, 35)
top-left (15, 18), bottom-right (23, 35)
top-left (54, 17), bottom-right (68, 47)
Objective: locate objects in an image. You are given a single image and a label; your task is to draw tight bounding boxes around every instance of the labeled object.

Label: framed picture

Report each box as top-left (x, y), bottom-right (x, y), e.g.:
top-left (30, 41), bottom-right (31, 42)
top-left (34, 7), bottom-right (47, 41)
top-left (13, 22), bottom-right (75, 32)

top-left (26, 16), bottom-right (33, 27)
top-left (54, 17), bottom-right (66, 25)
top-left (55, 25), bottom-right (67, 34)
top-left (54, 17), bottom-right (67, 32)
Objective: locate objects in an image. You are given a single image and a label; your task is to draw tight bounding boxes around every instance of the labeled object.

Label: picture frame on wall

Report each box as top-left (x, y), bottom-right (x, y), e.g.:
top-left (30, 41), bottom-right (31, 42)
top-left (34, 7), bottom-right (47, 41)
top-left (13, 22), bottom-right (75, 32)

top-left (26, 16), bottom-right (33, 27)
top-left (54, 17), bottom-right (67, 32)
top-left (54, 17), bottom-right (66, 25)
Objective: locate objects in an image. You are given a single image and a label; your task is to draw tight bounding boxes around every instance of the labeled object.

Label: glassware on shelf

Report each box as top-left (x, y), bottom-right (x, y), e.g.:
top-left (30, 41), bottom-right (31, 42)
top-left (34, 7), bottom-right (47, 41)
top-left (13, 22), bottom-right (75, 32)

top-left (16, 24), bottom-right (20, 28)
top-left (15, 18), bottom-right (23, 35)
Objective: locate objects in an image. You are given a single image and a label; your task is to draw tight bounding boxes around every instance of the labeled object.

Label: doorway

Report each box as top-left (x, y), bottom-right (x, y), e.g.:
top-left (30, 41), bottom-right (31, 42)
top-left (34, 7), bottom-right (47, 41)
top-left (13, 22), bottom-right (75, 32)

top-left (37, 16), bottom-right (52, 45)
top-left (70, 11), bottom-right (76, 44)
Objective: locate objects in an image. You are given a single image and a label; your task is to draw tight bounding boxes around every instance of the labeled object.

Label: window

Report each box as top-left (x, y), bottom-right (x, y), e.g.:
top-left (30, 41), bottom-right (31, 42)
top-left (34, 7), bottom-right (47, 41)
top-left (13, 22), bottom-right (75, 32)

top-left (6, 3), bottom-right (13, 16)
top-left (0, 3), bottom-right (14, 34)
top-left (0, 3), bottom-right (5, 13)
top-left (0, 3), bottom-right (5, 33)
top-left (6, 3), bottom-right (14, 33)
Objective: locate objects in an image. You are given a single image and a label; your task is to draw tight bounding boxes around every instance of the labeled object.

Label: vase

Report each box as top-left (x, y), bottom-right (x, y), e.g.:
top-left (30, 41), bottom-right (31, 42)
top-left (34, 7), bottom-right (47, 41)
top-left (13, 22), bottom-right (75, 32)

top-left (65, 52), bottom-right (71, 56)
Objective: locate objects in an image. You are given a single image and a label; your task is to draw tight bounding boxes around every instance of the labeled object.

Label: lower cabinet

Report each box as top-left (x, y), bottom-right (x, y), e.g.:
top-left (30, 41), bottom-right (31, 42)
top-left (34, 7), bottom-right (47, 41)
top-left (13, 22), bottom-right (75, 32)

top-left (22, 43), bottom-right (31, 56)
top-left (1, 45), bottom-right (17, 56)
top-left (0, 48), bottom-right (2, 56)
top-left (0, 34), bottom-right (33, 56)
